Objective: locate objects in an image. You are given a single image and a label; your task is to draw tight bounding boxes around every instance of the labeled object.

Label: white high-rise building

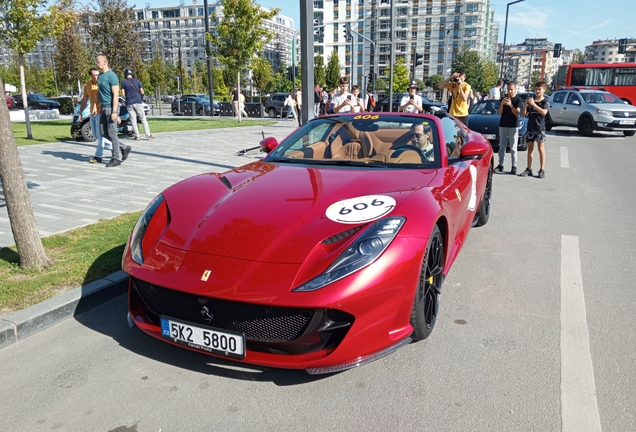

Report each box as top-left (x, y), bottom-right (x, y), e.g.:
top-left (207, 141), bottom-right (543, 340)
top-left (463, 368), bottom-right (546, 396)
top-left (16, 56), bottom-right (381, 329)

top-left (313, 0), bottom-right (497, 87)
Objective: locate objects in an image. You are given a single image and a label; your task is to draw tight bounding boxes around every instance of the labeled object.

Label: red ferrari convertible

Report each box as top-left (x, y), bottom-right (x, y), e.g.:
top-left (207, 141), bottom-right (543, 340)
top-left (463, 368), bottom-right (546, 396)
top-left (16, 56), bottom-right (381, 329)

top-left (123, 112), bottom-right (493, 374)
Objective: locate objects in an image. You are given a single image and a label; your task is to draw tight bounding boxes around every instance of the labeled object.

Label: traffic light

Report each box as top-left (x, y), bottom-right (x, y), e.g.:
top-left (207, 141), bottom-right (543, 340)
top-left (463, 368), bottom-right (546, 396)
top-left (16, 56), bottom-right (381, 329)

top-left (368, 71), bottom-right (375, 82)
top-left (618, 38), bottom-right (627, 54)
top-left (414, 53), bottom-right (424, 67)
top-left (287, 66), bottom-right (293, 81)
top-left (553, 43), bottom-right (562, 58)
top-left (343, 22), bottom-right (352, 41)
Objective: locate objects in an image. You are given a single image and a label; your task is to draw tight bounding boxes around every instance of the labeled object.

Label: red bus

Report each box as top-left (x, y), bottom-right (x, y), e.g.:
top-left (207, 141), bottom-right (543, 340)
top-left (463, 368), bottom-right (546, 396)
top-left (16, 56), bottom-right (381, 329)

top-left (555, 63), bottom-right (636, 104)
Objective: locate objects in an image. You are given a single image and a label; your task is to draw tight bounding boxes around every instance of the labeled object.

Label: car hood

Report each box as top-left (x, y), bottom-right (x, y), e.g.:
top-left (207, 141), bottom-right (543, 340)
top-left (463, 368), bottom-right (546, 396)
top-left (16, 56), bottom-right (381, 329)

top-left (468, 114), bottom-right (527, 131)
top-left (160, 161), bottom-right (438, 263)
top-left (589, 103), bottom-right (636, 111)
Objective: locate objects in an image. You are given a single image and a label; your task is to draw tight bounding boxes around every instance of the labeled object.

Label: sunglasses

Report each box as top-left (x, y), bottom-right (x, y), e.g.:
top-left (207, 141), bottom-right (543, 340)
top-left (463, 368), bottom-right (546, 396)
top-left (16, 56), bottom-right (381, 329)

top-left (411, 133), bottom-right (423, 139)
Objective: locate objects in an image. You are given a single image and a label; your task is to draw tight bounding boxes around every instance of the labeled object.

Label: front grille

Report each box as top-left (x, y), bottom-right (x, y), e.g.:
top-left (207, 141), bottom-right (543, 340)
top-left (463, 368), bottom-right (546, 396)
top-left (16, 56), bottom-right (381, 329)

top-left (132, 278), bottom-right (354, 355)
top-left (611, 111), bottom-right (636, 118)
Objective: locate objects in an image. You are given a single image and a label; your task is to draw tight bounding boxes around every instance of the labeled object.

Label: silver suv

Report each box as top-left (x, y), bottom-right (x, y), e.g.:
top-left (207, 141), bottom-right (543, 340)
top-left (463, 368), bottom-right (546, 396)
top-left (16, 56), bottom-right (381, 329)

top-left (547, 88), bottom-right (636, 136)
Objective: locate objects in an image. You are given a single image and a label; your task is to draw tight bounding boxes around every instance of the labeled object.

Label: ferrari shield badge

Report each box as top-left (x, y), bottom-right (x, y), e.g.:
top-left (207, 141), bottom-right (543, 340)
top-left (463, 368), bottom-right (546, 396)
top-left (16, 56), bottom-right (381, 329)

top-left (201, 270), bottom-right (212, 281)
top-left (326, 195), bottom-right (396, 224)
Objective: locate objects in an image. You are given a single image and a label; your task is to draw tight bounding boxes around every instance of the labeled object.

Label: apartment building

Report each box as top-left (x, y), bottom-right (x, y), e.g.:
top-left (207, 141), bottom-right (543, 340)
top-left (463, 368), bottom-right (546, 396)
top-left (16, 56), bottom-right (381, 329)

top-left (584, 39), bottom-right (635, 63)
top-left (312, 0), bottom-right (498, 86)
top-left (498, 38), bottom-right (563, 88)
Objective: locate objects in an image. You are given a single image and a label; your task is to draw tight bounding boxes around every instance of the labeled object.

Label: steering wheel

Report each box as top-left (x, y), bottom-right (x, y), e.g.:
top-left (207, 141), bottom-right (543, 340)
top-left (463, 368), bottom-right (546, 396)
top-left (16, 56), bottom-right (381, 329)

top-left (391, 145), bottom-right (428, 163)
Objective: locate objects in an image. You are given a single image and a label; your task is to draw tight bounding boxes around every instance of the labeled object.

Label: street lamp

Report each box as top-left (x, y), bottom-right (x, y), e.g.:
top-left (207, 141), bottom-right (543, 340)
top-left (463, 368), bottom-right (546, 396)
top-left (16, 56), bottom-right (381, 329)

top-left (499, 0), bottom-right (526, 79)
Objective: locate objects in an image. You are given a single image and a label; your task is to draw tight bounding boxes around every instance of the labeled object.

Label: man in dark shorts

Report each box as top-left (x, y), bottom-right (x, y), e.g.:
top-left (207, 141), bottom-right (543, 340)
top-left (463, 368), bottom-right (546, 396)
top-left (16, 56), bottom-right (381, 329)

top-left (519, 81), bottom-right (550, 178)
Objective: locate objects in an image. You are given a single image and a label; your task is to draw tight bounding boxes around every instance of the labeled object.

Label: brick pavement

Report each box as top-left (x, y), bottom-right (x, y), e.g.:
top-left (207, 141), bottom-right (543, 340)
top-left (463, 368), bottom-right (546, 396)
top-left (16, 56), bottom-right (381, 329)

top-left (0, 120), bottom-right (298, 248)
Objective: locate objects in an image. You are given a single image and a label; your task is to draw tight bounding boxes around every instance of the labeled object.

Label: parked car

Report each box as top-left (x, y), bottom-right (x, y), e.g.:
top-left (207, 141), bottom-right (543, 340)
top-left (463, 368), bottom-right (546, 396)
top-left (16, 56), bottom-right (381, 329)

top-left (374, 93), bottom-right (447, 113)
top-left (5, 94), bottom-right (15, 110)
top-left (264, 92), bottom-right (291, 118)
top-left (171, 96), bottom-right (213, 116)
top-left (123, 111), bottom-right (494, 374)
top-left (182, 93), bottom-right (220, 115)
top-left (71, 97), bottom-right (138, 141)
top-left (467, 100), bottom-right (528, 152)
top-left (13, 93), bottom-right (61, 110)
top-left (547, 88), bottom-right (636, 136)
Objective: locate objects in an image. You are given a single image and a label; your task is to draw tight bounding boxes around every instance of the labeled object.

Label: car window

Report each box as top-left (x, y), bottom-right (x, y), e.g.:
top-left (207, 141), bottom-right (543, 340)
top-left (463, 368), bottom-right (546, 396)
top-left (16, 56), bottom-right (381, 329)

top-left (581, 92), bottom-right (621, 104)
top-left (552, 92), bottom-right (566, 104)
top-left (439, 116), bottom-right (465, 158)
top-left (566, 93), bottom-right (581, 105)
top-left (470, 101), bottom-right (498, 115)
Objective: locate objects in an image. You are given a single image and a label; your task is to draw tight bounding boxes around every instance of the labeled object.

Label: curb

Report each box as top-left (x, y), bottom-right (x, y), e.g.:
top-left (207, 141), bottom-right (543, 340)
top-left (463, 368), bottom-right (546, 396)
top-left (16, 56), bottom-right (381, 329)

top-left (0, 270), bottom-right (129, 350)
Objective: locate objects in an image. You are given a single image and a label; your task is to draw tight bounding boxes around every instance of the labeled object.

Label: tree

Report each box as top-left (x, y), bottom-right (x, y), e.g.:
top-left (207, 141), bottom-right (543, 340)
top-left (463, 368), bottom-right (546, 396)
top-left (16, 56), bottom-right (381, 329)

top-left (207, 0), bottom-right (278, 108)
top-left (374, 78), bottom-right (388, 92)
top-left (425, 74), bottom-right (444, 90)
top-left (0, 75), bottom-right (52, 269)
top-left (85, 0), bottom-right (143, 75)
top-left (325, 50), bottom-right (341, 90)
top-left (450, 47), bottom-right (500, 94)
top-left (314, 55), bottom-right (326, 87)
top-left (530, 71), bottom-right (541, 90)
top-left (212, 66), bottom-right (229, 99)
top-left (392, 57), bottom-right (410, 93)
top-left (251, 57), bottom-right (274, 102)
top-left (0, 0), bottom-right (74, 139)
top-left (55, 2), bottom-right (91, 96)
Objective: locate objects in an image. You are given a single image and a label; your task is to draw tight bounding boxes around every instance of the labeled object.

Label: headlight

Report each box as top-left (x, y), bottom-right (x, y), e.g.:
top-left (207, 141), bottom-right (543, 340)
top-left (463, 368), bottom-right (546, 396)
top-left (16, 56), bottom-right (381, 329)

top-left (128, 194), bottom-right (170, 265)
top-left (596, 109), bottom-right (612, 116)
top-left (293, 217), bottom-right (406, 292)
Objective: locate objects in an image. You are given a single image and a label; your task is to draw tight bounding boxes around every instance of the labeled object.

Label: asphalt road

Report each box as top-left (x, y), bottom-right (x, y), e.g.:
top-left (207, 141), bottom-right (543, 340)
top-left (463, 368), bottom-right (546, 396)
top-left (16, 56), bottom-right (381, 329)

top-left (0, 128), bottom-right (634, 432)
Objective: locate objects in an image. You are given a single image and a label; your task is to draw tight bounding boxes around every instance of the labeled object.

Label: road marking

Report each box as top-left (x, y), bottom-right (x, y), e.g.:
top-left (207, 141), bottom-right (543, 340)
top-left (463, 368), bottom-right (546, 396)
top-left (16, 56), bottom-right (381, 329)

top-left (561, 235), bottom-right (602, 432)
top-left (560, 147), bottom-right (569, 168)
top-left (38, 203), bottom-right (99, 216)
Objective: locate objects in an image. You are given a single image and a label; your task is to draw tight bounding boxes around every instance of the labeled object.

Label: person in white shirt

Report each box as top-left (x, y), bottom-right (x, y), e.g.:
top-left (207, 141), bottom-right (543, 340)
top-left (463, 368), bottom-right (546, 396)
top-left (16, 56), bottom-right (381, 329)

top-left (489, 79), bottom-right (503, 100)
top-left (332, 77), bottom-right (357, 113)
top-left (284, 91), bottom-right (297, 121)
top-left (400, 81), bottom-right (424, 113)
top-left (295, 89), bottom-right (302, 125)
top-left (351, 85), bottom-right (364, 112)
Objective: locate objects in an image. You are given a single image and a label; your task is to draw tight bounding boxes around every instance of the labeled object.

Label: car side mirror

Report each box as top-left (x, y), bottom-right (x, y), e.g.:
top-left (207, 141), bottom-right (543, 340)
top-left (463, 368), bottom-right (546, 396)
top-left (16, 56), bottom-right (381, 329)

top-left (572, 100), bottom-right (581, 105)
top-left (458, 140), bottom-right (490, 161)
top-left (259, 137), bottom-right (279, 153)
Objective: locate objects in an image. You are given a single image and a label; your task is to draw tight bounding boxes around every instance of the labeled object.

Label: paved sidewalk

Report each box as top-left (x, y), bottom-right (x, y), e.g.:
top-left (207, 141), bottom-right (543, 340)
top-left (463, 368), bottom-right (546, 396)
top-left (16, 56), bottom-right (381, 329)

top-left (0, 121), bottom-right (298, 349)
top-left (0, 121), bottom-right (297, 248)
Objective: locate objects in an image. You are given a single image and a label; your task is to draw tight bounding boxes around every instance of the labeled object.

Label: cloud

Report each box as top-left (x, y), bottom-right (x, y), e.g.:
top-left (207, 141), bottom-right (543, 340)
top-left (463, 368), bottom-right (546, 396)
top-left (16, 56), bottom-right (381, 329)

top-left (561, 19), bottom-right (614, 40)
top-left (494, 6), bottom-right (549, 39)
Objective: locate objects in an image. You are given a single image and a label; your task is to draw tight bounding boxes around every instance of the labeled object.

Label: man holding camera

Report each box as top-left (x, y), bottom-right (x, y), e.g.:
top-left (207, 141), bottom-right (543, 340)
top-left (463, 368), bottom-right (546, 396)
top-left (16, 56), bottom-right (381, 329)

top-left (440, 71), bottom-right (471, 125)
top-left (400, 81), bottom-right (424, 113)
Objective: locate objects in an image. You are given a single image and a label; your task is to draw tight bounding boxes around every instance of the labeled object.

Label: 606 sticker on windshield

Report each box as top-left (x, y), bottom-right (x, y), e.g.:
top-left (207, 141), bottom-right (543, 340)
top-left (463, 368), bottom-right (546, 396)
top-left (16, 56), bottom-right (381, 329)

top-left (353, 114), bottom-right (379, 120)
top-left (326, 195), bottom-right (396, 224)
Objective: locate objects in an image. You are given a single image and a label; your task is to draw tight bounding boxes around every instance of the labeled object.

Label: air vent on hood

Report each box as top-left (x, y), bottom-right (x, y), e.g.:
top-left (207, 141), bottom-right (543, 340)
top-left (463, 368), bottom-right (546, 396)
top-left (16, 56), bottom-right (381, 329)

top-left (217, 175), bottom-right (232, 189)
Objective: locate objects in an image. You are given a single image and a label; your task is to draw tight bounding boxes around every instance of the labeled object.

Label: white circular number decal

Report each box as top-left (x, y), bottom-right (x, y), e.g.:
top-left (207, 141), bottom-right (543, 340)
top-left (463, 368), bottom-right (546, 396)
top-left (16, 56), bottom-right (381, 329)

top-left (326, 195), bottom-right (396, 224)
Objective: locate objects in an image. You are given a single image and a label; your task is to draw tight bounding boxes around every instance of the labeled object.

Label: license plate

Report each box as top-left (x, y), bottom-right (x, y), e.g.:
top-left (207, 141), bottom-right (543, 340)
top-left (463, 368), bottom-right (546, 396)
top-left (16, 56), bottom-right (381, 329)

top-left (620, 120), bottom-right (635, 125)
top-left (161, 316), bottom-right (245, 359)
top-left (484, 134), bottom-right (497, 139)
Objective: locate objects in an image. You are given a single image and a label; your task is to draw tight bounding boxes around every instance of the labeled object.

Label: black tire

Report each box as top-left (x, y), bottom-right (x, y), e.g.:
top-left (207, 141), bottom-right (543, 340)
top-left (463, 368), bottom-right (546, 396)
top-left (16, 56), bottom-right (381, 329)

top-left (267, 107), bottom-right (277, 118)
top-left (545, 114), bottom-right (553, 131)
top-left (410, 225), bottom-right (445, 341)
top-left (197, 107), bottom-right (203, 116)
top-left (517, 135), bottom-right (527, 152)
top-left (80, 121), bottom-right (96, 142)
top-left (623, 131), bottom-right (635, 137)
top-left (578, 116), bottom-right (594, 136)
top-left (473, 163), bottom-right (493, 227)
top-left (172, 107), bottom-right (178, 115)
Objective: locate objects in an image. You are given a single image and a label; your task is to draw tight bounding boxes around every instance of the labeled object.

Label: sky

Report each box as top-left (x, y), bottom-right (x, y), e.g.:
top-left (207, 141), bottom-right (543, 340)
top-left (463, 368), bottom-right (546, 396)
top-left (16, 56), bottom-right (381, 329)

top-left (148, 0), bottom-right (635, 52)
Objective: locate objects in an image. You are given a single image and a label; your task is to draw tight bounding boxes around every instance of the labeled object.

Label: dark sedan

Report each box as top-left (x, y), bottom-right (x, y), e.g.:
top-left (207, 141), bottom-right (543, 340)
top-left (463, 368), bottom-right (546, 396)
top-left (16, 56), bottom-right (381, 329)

top-left (171, 96), bottom-right (213, 116)
top-left (13, 93), bottom-right (61, 110)
top-left (374, 93), bottom-right (447, 113)
top-left (467, 100), bottom-right (528, 152)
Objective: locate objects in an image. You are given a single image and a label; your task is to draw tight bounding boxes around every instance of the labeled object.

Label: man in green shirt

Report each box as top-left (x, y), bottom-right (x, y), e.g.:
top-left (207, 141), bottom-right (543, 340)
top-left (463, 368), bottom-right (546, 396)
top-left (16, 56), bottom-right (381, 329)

top-left (96, 53), bottom-right (131, 167)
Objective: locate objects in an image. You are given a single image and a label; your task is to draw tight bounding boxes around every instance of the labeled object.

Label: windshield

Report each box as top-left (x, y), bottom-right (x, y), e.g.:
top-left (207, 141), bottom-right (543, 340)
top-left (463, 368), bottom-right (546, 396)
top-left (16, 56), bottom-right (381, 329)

top-left (470, 101), bottom-right (499, 115)
top-left (266, 114), bottom-right (441, 168)
top-left (28, 94), bottom-right (47, 101)
top-left (580, 92), bottom-right (622, 104)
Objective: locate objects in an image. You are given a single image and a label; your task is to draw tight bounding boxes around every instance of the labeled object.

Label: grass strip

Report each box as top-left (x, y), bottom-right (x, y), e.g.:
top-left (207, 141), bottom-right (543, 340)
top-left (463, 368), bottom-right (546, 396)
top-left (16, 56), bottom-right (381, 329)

top-left (11, 117), bottom-right (276, 146)
top-left (0, 212), bottom-right (141, 314)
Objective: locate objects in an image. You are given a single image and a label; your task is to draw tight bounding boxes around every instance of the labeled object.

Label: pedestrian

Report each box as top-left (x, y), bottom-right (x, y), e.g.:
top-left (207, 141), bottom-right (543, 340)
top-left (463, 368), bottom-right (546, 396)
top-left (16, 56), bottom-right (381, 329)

top-left (400, 81), bottom-right (424, 113)
top-left (364, 87), bottom-right (376, 112)
top-left (489, 79), bottom-right (504, 100)
top-left (230, 86), bottom-right (239, 117)
top-left (321, 87), bottom-right (329, 115)
top-left (350, 85), bottom-right (364, 112)
top-left (79, 67), bottom-right (110, 163)
top-left (331, 76), bottom-right (355, 113)
top-left (295, 89), bottom-right (302, 126)
top-left (440, 71), bottom-right (471, 125)
top-left (121, 68), bottom-right (154, 141)
top-left (284, 91), bottom-right (297, 121)
top-left (314, 84), bottom-right (322, 117)
top-left (495, 81), bottom-right (524, 175)
top-left (95, 53), bottom-right (130, 168)
top-left (469, 89), bottom-right (479, 111)
top-left (238, 90), bottom-right (248, 117)
top-left (519, 81), bottom-right (550, 178)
